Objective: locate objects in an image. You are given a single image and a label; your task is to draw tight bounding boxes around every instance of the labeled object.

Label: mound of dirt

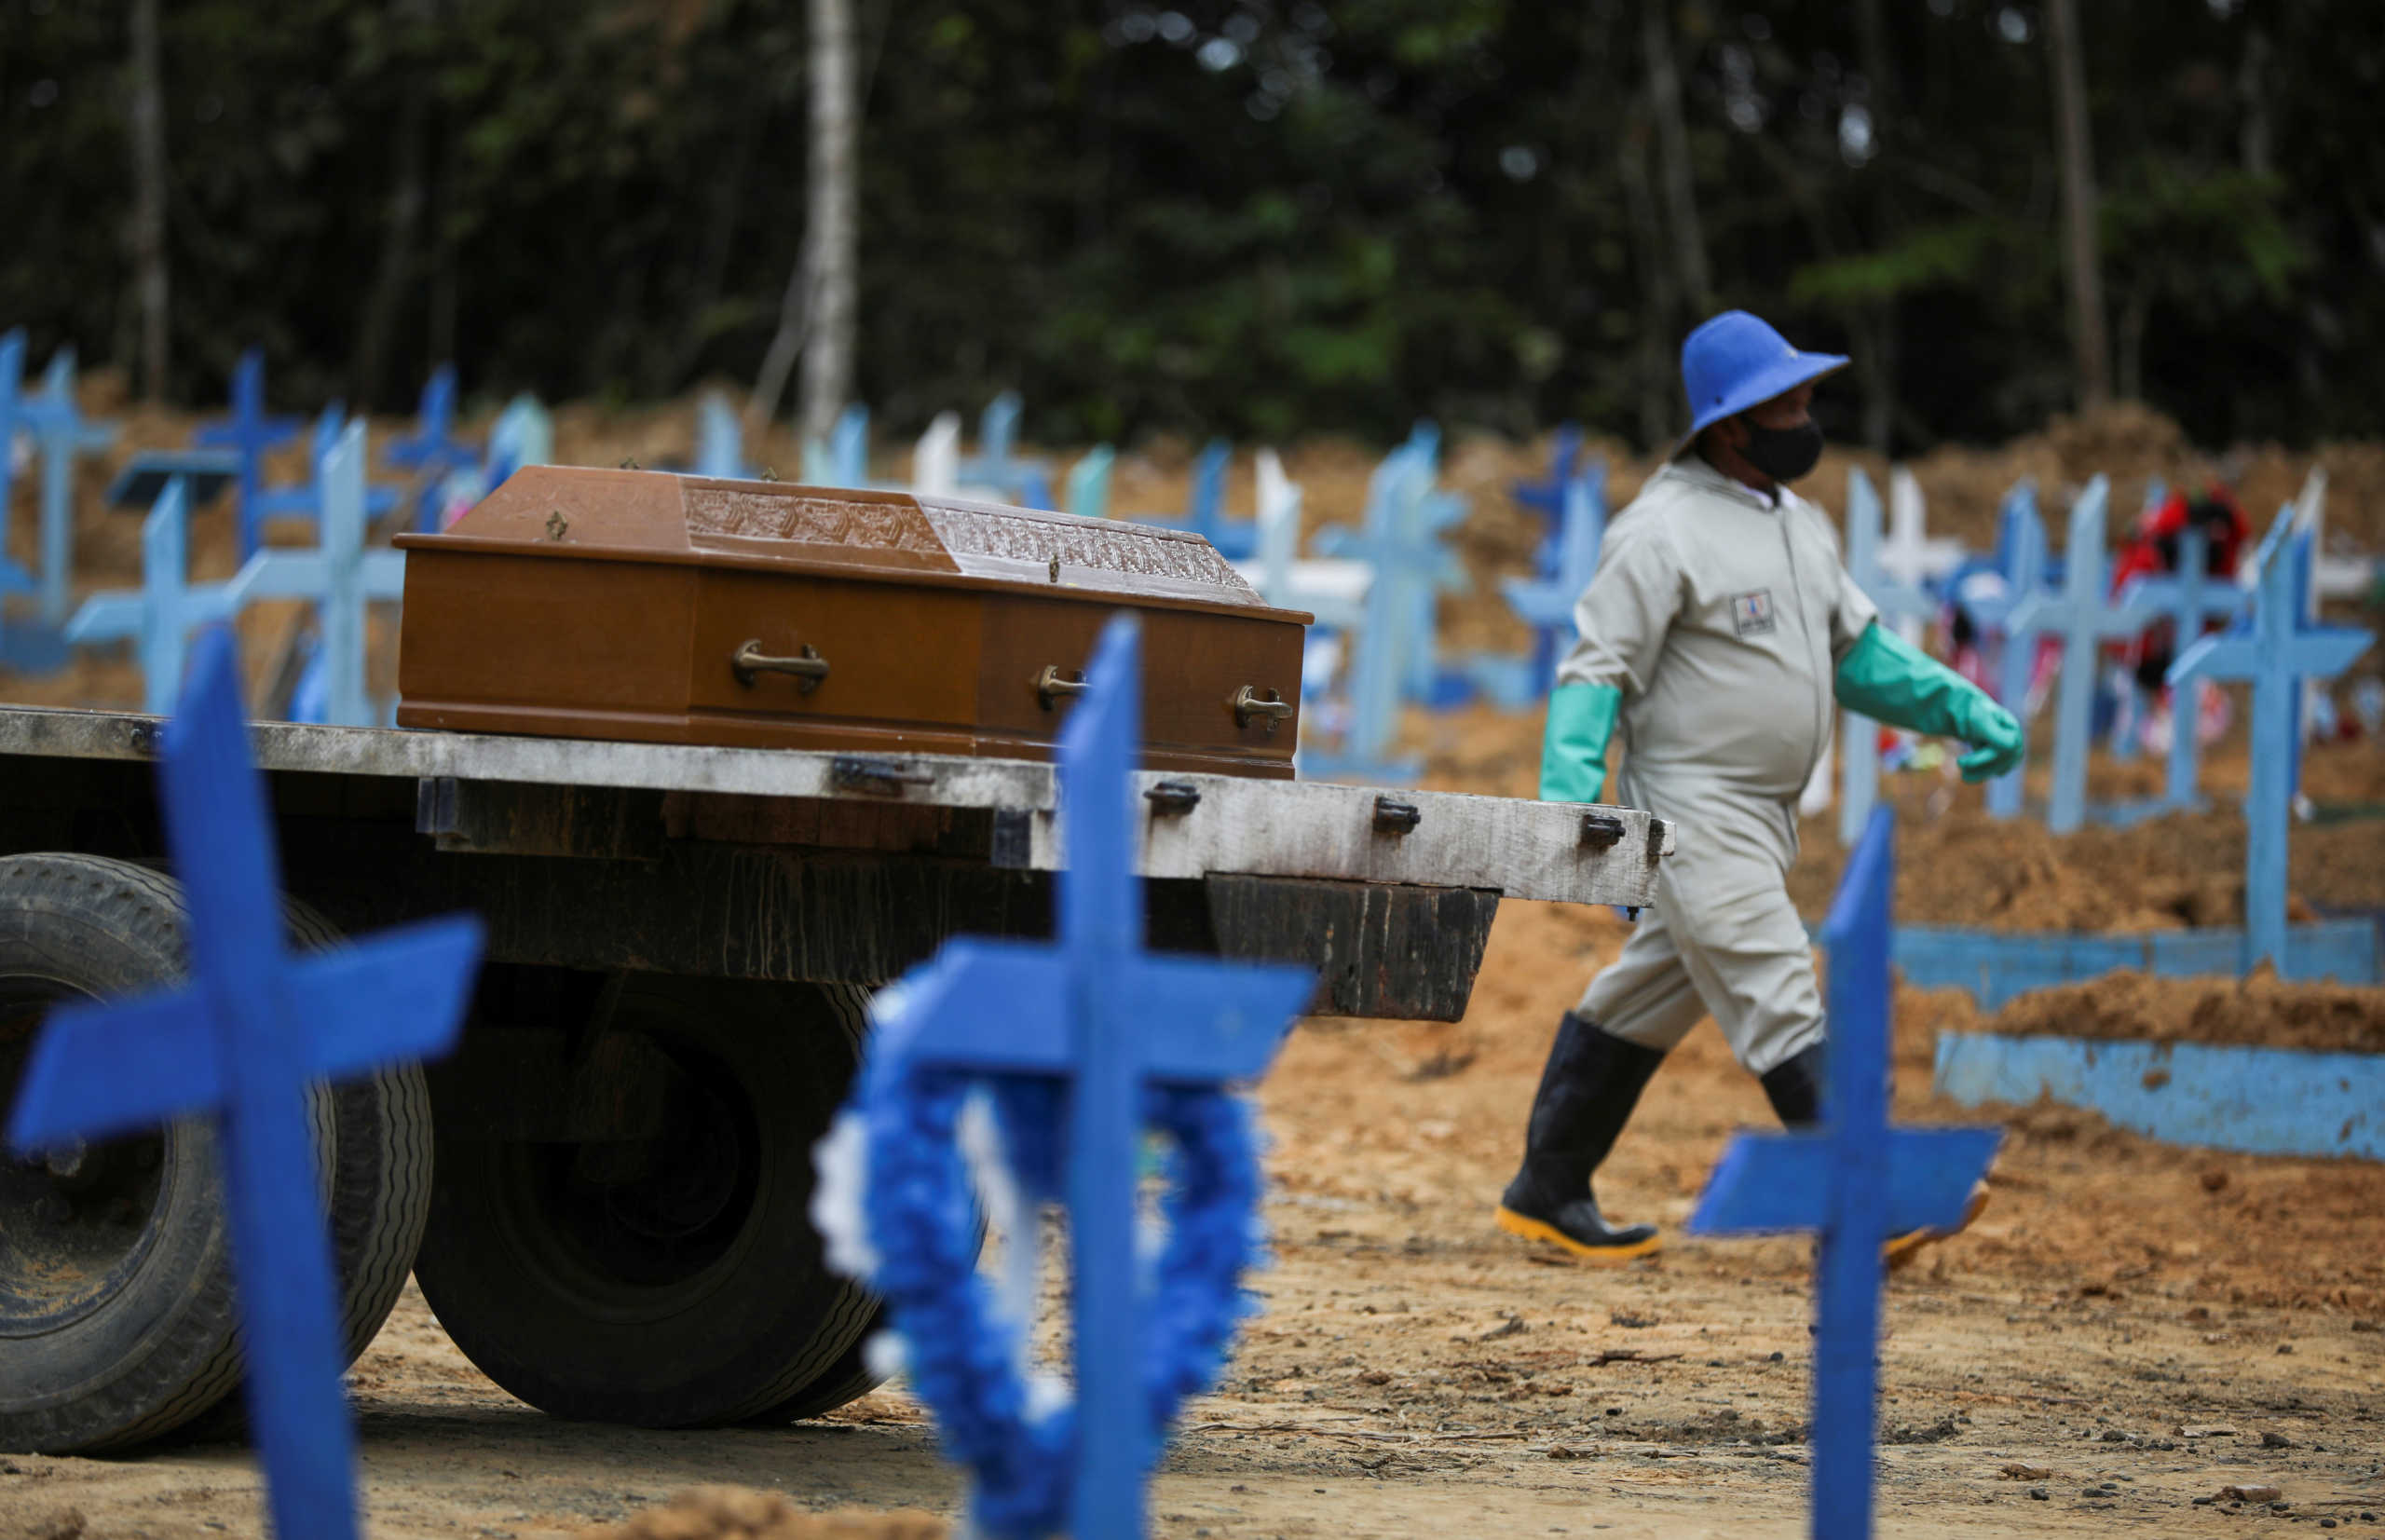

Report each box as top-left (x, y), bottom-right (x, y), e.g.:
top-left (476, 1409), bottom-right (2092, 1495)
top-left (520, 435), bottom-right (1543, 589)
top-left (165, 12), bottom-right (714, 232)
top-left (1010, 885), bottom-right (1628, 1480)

top-left (1982, 966), bottom-right (2385, 1054)
top-left (575, 1488), bottom-right (945, 1540)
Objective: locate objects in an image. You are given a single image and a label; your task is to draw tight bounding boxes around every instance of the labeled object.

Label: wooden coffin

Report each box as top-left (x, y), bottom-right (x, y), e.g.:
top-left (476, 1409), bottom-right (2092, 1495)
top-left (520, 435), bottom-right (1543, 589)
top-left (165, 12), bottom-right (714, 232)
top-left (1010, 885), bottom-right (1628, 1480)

top-left (393, 469), bottom-right (1311, 778)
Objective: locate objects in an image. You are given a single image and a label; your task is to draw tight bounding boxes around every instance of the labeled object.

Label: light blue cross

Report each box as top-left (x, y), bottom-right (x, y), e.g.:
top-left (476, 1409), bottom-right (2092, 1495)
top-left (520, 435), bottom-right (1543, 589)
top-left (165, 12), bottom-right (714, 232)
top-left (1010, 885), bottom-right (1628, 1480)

top-left (2097, 526), bottom-right (2245, 825)
top-left (252, 405), bottom-right (404, 530)
top-left (802, 402), bottom-right (872, 489)
top-left (871, 612), bottom-right (1313, 1540)
top-left (956, 391), bottom-right (1048, 504)
top-left (1687, 806), bottom-right (2002, 1540)
top-left (23, 346), bottom-right (121, 629)
top-left (1064, 444), bottom-right (1115, 521)
top-left (696, 390), bottom-right (755, 480)
top-left (1837, 467), bottom-right (1941, 846)
top-left (482, 393), bottom-right (553, 493)
top-left (232, 421), bottom-right (405, 727)
top-left (66, 478), bottom-right (249, 714)
top-left (383, 365), bottom-right (481, 533)
top-left (7, 627), bottom-right (482, 1540)
top-left (2005, 478), bottom-right (2150, 833)
top-left (1974, 484), bottom-right (2050, 820)
top-left (2170, 525), bottom-right (2370, 970)
top-left (194, 348), bottom-right (303, 563)
top-left (1498, 460), bottom-right (1607, 700)
top-left (0, 329), bottom-right (33, 603)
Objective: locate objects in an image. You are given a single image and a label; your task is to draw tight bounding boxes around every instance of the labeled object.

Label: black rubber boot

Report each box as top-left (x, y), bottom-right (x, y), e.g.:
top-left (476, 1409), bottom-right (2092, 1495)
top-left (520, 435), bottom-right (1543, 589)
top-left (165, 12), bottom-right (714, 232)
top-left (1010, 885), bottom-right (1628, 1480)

top-left (1493, 1015), bottom-right (1667, 1262)
top-left (1758, 1040), bottom-right (1989, 1267)
top-left (1758, 1042), bottom-right (1828, 1127)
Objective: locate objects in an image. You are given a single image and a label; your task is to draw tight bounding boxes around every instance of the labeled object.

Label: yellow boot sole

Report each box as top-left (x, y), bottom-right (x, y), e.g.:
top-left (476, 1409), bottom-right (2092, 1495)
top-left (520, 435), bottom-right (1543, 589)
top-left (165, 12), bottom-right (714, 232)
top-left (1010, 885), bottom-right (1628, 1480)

top-left (1494, 1205), bottom-right (1663, 1264)
top-left (1885, 1182), bottom-right (1990, 1271)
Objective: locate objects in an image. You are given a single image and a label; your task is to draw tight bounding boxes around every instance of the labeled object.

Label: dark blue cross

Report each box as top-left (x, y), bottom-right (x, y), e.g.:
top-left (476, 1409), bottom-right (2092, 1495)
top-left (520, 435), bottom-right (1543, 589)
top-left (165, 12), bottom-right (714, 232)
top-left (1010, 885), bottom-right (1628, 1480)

top-left (1973, 483), bottom-right (2050, 821)
top-left (194, 348), bottom-right (304, 563)
top-left (2006, 477), bottom-right (2150, 833)
top-left (2102, 527), bottom-right (2245, 824)
top-left (1127, 439), bottom-right (1255, 558)
top-left (1837, 467), bottom-right (1941, 846)
top-left (1510, 422), bottom-right (1585, 573)
top-left (1687, 806), bottom-right (2001, 1540)
top-left (383, 365), bottom-right (482, 532)
top-left (0, 328), bottom-right (33, 605)
top-left (1498, 461), bottom-right (1606, 699)
top-left (2170, 525), bottom-right (2370, 969)
top-left (956, 391), bottom-right (1048, 504)
top-left (7, 627), bottom-right (483, 1540)
top-left (871, 613), bottom-right (1314, 1540)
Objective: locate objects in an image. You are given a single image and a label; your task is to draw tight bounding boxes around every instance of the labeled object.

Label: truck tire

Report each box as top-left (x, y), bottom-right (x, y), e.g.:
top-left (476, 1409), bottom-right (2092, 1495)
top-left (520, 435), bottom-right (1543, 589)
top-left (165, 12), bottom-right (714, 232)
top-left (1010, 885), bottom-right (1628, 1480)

top-left (414, 975), bottom-right (879, 1426)
top-left (0, 854), bottom-right (338, 1453)
top-left (170, 901), bottom-right (433, 1443)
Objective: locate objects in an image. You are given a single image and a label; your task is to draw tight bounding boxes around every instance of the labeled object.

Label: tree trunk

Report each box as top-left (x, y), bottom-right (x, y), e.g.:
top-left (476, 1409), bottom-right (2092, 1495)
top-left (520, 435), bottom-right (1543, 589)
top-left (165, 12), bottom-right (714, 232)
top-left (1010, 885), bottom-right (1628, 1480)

top-left (1619, 108), bottom-right (1678, 450)
top-left (351, 0), bottom-right (433, 408)
top-left (126, 0), bottom-right (168, 403)
top-left (797, 0), bottom-right (858, 445)
top-left (2046, 0), bottom-right (2111, 409)
top-left (1642, 0), bottom-right (1710, 316)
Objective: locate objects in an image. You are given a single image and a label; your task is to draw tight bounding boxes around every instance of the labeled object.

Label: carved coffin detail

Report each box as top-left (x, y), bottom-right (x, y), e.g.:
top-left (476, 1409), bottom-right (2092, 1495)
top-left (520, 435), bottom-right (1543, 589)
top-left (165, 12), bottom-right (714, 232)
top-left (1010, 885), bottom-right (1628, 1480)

top-left (394, 469), bottom-right (1311, 778)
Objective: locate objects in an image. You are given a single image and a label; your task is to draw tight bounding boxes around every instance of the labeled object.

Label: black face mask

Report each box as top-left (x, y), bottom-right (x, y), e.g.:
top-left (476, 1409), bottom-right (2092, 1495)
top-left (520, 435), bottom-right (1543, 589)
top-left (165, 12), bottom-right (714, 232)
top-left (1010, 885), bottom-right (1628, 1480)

top-left (1739, 419), bottom-right (1824, 483)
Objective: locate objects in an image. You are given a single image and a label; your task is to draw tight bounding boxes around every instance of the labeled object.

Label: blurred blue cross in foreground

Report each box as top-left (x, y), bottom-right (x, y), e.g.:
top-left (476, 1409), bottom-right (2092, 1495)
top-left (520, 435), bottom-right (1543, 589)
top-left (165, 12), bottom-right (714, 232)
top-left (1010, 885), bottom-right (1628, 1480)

top-left (2169, 521), bottom-right (2369, 971)
top-left (7, 628), bottom-right (484, 1540)
top-left (873, 612), bottom-right (1315, 1539)
top-left (1686, 806), bottom-right (2002, 1540)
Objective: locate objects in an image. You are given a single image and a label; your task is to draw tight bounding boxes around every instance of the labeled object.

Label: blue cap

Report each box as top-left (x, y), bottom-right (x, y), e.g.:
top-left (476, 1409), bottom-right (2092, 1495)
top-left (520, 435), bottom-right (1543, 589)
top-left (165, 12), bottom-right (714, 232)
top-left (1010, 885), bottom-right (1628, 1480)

top-left (1673, 311), bottom-right (1848, 457)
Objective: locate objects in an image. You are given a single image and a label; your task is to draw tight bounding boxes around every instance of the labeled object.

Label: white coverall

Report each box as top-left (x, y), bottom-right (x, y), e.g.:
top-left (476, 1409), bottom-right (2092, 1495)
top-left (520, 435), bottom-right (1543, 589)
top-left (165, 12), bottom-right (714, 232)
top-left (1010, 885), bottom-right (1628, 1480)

top-left (1559, 457), bottom-right (1879, 1075)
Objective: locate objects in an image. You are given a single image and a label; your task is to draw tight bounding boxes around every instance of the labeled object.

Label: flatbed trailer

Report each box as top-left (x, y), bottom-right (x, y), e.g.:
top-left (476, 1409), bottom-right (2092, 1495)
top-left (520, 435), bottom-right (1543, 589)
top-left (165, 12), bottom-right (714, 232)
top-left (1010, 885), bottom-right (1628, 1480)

top-left (0, 705), bottom-right (1672, 1451)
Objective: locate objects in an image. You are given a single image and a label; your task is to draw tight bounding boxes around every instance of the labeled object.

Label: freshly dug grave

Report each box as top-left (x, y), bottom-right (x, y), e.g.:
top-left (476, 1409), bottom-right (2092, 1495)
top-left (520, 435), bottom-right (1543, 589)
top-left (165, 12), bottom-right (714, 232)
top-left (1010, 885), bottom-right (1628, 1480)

top-left (576, 1489), bottom-right (944, 1540)
top-left (1981, 966), bottom-right (2385, 1055)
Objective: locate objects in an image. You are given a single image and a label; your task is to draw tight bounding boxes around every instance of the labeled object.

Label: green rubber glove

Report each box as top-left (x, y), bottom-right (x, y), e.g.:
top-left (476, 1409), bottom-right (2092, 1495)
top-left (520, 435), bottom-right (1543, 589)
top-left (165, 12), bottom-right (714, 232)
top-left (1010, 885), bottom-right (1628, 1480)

top-left (1833, 622), bottom-right (2024, 783)
top-left (1540, 681), bottom-right (1621, 802)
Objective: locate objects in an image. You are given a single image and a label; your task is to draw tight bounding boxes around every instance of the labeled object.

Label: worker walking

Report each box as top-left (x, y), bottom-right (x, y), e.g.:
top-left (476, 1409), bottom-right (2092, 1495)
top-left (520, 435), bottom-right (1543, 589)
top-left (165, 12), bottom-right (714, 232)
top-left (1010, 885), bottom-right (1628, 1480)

top-left (1495, 311), bottom-right (2024, 1264)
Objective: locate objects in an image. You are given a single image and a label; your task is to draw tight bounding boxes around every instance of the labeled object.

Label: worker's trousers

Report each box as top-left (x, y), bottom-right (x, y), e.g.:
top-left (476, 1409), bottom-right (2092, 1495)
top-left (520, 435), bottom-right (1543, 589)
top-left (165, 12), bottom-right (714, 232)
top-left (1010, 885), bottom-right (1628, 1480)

top-left (1576, 769), bottom-right (1825, 1077)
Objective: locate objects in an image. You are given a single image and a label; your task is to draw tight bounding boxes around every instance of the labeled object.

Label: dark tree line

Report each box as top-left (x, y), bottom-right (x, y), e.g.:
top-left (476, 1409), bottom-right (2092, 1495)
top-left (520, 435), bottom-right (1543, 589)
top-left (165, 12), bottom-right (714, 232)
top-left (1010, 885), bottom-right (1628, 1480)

top-left (1, 0), bottom-right (2373, 453)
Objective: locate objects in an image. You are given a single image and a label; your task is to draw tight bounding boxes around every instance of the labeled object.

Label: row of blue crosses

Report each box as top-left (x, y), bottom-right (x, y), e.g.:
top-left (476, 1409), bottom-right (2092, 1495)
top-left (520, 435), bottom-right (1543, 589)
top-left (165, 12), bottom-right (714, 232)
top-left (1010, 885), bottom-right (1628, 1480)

top-left (68, 420), bottom-right (402, 724)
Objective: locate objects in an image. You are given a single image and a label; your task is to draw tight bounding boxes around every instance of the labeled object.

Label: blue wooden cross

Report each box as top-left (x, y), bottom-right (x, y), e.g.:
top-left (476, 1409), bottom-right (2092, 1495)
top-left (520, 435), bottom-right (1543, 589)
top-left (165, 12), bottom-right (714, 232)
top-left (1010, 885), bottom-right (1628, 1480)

top-left (231, 420), bottom-right (406, 727)
top-left (194, 348), bottom-right (304, 563)
top-left (2170, 525), bottom-right (2370, 970)
top-left (1838, 467), bottom-right (1942, 846)
top-left (483, 393), bottom-right (553, 493)
top-left (1064, 443), bottom-right (1115, 521)
top-left (1127, 439), bottom-right (1255, 558)
top-left (1498, 461), bottom-right (1607, 700)
top-left (956, 391), bottom-right (1048, 504)
top-left (2005, 477), bottom-right (2149, 834)
top-left (7, 627), bottom-right (482, 1540)
top-left (23, 346), bottom-right (121, 630)
top-left (696, 390), bottom-right (754, 480)
top-left (1686, 806), bottom-right (2002, 1540)
top-left (2096, 526), bottom-right (2246, 826)
top-left (0, 328), bottom-right (48, 658)
top-left (1971, 484), bottom-right (2050, 821)
top-left (871, 613), bottom-right (1314, 1539)
top-left (66, 477), bottom-right (252, 713)
top-left (252, 405), bottom-right (403, 531)
top-left (383, 364), bottom-right (481, 533)
top-left (1511, 422), bottom-right (1585, 576)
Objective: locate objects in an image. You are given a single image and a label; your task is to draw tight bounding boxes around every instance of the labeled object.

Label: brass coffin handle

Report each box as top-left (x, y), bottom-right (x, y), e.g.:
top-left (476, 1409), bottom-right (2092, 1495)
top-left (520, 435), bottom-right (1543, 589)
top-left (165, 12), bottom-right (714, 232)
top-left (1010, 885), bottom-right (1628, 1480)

top-left (1231, 685), bottom-right (1296, 735)
top-left (731, 638), bottom-right (829, 694)
top-left (1035, 664), bottom-right (1089, 711)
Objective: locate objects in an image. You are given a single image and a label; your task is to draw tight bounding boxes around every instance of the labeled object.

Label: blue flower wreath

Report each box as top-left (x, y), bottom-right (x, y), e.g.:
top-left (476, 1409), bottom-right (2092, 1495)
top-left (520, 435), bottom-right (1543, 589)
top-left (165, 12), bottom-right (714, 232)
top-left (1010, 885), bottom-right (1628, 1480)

top-left (855, 1055), bottom-right (1262, 1540)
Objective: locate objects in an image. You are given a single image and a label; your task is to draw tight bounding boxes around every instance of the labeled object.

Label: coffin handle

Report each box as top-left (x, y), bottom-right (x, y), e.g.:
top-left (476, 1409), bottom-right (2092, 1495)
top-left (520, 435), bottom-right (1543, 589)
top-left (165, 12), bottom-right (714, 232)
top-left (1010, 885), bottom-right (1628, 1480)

top-left (731, 638), bottom-right (830, 694)
top-left (1230, 685), bottom-right (1296, 734)
top-left (1035, 664), bottom-right (1090, 711)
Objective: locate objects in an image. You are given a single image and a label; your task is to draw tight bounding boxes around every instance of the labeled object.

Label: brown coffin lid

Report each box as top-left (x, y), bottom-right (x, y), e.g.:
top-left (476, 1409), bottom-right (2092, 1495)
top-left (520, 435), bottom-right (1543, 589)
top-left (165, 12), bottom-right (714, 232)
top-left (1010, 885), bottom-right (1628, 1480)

top-left (394, 467), bottom-right (1312, 622)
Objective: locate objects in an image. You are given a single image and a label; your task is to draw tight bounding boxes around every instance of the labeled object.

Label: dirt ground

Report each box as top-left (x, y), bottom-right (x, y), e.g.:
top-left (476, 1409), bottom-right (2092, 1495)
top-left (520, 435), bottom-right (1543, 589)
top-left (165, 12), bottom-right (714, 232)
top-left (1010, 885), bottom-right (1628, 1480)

top-left (6, 901), bottom-right (2382, 1540)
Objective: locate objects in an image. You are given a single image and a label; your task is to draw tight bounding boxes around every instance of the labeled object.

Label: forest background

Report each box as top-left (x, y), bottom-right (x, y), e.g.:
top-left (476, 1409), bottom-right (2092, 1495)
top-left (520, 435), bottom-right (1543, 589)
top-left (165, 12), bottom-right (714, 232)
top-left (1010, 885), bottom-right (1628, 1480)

top-left (2, 0), bottom-right (2373, 457)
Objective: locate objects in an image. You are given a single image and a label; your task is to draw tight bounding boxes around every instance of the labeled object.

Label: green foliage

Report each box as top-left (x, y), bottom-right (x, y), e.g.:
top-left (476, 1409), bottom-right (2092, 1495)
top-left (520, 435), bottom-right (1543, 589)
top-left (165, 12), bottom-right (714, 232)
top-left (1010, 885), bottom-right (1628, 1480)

top-left (0, 0), bottom-right (2374, 450)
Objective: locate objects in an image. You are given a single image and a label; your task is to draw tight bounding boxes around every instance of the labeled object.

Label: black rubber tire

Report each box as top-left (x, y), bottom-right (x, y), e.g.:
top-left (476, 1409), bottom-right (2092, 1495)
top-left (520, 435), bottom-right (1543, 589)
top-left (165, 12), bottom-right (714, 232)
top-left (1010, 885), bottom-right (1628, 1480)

top-left (170, 901), bottom-right (433, 1444)
top-left (0, 854), bottom-right (336, 1454)
top-left (413, 975), bottom-right (879, 1426)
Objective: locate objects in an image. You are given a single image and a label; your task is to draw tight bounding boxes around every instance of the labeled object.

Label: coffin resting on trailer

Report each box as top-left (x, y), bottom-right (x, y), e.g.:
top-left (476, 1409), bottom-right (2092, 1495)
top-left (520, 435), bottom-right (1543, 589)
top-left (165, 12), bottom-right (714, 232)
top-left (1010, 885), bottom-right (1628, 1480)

top-left (394, 469), bottom-right (1312, 778)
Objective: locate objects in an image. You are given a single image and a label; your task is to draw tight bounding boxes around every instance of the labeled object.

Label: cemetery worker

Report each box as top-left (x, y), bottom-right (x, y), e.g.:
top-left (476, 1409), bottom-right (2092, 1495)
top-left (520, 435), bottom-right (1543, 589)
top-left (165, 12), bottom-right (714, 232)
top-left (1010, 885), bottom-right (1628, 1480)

top-left (1494, 310), bottom-right (2025, 1263)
